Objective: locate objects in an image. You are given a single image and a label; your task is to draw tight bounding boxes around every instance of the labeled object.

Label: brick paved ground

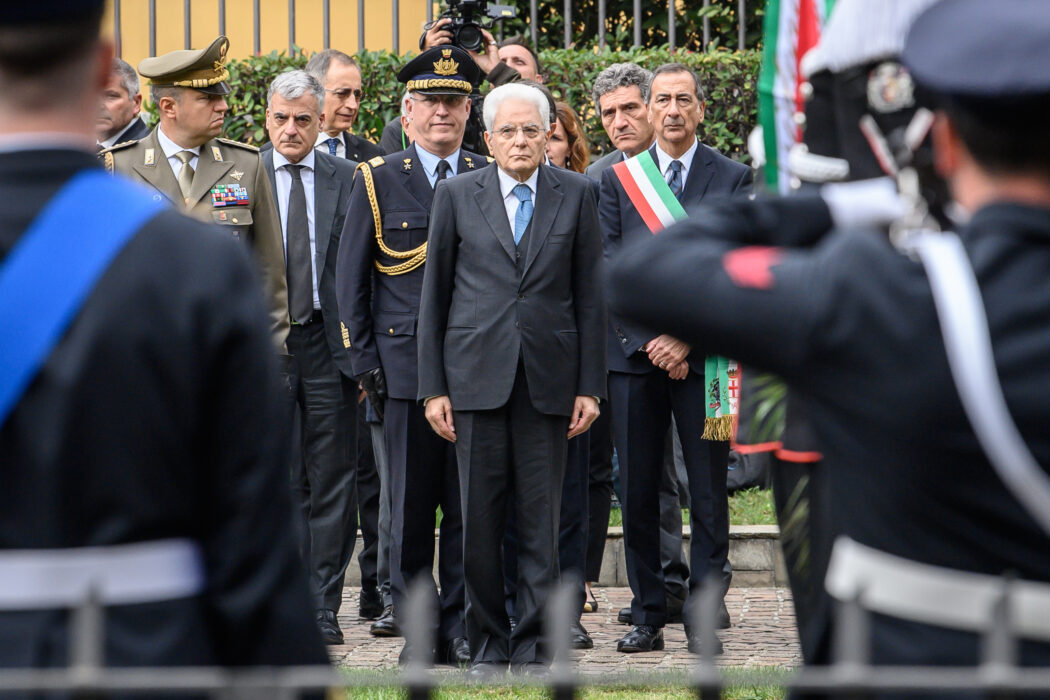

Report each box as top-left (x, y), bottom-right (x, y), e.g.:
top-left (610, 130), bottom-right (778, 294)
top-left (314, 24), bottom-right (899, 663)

top-left (329, 586), bottom-right (801, 671)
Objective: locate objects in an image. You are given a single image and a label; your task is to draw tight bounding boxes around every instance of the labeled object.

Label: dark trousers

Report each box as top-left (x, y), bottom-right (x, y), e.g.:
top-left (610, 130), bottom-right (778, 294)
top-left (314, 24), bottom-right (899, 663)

top-left (609, 368), bottom-right (730, 628)
top-left (660, 426), bottom-right (690, 601)
top-left (355, 398), bottom-right (381, 595)
top-left (286, 319), bottom-right (357, 612)
top-left (585, 406), bottom-right (613, 583)
top-left (455, 363), bottom-right (569, 665)
top-left (384, 397), bottom-right (464, 642)
top-left (369, 419), bottom-right (393, 606)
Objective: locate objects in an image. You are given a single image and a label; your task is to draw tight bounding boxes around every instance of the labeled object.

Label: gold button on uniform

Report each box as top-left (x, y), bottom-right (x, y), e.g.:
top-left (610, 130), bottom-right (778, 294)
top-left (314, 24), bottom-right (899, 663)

top-left (388, 328), bottom-right (394, 334)
top-left (401, 221), bottom-right (408, 229)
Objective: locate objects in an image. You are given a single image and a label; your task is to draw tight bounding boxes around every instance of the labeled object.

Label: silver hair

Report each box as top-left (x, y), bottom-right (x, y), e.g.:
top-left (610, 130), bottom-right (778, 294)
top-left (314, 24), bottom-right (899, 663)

top-left (305, 49), bottom-right (357, 86)
top-left (267, 70), bottom-right (325, 112)
top-left (591, 62), bottom-right (653, 116)
top-left (400, 89), bottom-right (412, 118)
top-left (112, 57), bottom-right (139, 98)
top-left (483, 83), bottom-right (550, 133)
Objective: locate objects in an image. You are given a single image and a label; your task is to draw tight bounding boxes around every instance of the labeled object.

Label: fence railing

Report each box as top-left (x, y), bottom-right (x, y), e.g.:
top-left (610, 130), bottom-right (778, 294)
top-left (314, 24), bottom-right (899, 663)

top-left (111, 0), bottom-right (753, 59)
top-left (8, 571), bottom-right (1050, 698)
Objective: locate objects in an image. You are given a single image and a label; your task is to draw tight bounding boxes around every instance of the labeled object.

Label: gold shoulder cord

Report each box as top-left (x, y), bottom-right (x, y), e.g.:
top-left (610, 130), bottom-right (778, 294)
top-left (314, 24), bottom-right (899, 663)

top-left (358, 162), bottom-right (427, 275)
top-left (104, 151), bottom-right (115, 174)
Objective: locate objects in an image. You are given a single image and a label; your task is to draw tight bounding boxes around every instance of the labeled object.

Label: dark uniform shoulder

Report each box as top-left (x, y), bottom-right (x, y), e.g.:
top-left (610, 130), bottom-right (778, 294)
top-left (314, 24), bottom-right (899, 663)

top-left (216, 137), bottom-right (259, 153)
top-left (99, 138), bottom-right (143, 174)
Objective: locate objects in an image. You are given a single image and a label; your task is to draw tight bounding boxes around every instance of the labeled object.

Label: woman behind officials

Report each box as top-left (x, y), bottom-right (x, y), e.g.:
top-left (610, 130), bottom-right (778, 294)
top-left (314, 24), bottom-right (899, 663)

top-left (547, 102), bottom-right (590, 173)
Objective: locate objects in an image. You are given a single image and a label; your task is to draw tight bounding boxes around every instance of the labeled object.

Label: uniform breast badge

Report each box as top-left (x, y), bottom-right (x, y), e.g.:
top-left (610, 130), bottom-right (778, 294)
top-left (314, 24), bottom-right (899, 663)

top-left (230, 170), bottom-right (244, 181)
top-left (210, 184), bottom-right (250, 207)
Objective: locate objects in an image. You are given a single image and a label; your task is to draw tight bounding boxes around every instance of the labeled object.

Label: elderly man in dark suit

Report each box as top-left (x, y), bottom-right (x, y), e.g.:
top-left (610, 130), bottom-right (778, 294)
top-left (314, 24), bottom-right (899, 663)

top-left (600, 63), bottom-right (753, 655)
top-left (95, 57), bottom-right (149, 149)
top-left (262, 70), bottom-right (358, 645)
top-left (417, 82), bottom-right (606, 676)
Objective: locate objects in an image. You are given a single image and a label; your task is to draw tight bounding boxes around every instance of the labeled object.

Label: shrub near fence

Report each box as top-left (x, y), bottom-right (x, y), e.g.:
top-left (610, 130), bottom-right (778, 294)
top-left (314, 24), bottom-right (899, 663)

top-left (198, 47), bottom-right (759, 162)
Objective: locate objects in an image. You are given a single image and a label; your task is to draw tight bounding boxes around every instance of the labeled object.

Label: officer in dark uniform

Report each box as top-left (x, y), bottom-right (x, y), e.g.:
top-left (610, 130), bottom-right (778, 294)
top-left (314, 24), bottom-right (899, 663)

top-left (0, 0), bottom-right (327, 683)
top-left (608, 0), bottom-right (1050, 693)
top-left (336, 45), bottom-right (490, 667)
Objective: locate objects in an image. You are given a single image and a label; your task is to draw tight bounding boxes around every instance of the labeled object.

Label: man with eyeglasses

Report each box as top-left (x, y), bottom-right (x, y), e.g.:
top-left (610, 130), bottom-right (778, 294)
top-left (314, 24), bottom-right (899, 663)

top-left (336, 45), bottom-right (488, 668)
top-left (416, 82), bottom-right (605, 677)
top-left (305, 49), bottom-right (383, 163)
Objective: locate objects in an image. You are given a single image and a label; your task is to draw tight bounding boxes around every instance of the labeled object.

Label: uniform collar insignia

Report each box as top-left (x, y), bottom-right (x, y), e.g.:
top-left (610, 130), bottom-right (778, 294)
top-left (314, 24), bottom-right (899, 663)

top-left (211, 146), bottom-right (223, 162)
top-left (433, 48), bottom-right (459, 77)
top-left (403, 158), bottom-right (412, 171)
top-left (144, 148), bottom-right (155, 166)
top-left (465, 156), bottom-right (475, 169)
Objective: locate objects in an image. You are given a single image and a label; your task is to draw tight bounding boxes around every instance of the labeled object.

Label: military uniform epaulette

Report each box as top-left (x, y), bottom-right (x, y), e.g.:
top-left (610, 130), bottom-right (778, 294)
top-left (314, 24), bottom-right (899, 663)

top-left (368, 156), bottom-right (385, 168)
top-left (486, 156), bottom-right (494, 163)
top-left (100, 140), bottom-right (140, 154)
top-left (215, 137), bottom-right (258, 152)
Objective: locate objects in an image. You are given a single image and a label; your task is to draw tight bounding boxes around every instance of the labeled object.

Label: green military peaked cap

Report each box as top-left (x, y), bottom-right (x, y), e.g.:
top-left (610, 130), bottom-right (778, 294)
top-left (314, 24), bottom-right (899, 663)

top-left (139, 35), bottom-right (232, 95)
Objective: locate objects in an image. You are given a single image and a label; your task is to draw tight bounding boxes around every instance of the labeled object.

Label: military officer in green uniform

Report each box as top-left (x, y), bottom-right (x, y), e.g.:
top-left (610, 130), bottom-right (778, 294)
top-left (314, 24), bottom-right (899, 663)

top-left (102, 36), bottom-right (290, 348)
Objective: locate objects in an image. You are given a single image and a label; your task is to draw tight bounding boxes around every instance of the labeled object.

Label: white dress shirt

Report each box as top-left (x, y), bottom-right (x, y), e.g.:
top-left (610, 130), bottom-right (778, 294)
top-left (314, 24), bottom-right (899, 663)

top-left (315, 132), bottom-right (344, 159)
top-left (415, 144), bottom-right (461, 188)
top-left (273, 149), bottom-right (320, 310)
top-left (156, 126), bottom-right (201, 180)
top-left (98, 117), bottom-right (145, 150)
top-left (497, 165), bottom-right (540, 235)
top-left (653, 137), bottom-right (699, 190)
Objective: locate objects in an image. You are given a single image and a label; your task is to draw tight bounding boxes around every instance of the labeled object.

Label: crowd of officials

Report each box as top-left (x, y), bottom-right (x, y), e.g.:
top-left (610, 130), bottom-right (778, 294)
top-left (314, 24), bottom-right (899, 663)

top-left (6, 0), bottom-right (1050, 696)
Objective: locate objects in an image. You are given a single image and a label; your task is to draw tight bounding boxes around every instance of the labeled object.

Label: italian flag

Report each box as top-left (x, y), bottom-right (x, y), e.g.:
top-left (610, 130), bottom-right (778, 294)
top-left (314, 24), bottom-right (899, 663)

top-left (758, 0), bottom-right (836, 193)
top-left (611, 154), bottom-right (685, 235)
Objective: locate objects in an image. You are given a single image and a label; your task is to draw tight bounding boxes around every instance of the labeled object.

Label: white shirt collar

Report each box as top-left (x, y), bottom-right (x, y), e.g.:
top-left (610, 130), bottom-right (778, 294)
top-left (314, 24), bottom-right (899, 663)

top-left (497, 164), bottom-right (540, 200)
top-left (654, 137), bottom-right (699, 176)
top-left (157, 125), bottom-right (201, 158)
top-left (315, 131), bottom-right (342, 148)
top-left (273, 147), bottom-right (316, 172)
top-left (415, 143), bottom-right (461, 178)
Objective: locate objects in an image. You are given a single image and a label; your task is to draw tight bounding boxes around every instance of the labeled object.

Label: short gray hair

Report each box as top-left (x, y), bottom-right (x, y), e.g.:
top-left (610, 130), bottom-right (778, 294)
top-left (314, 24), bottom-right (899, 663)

top-left (267, 70), bottom-right (325, 112)
top-left (483, 83), bottom-right (550, 132)
top-left (112, 58), bottom-right (139, 98)
top-left (305, 49), bottom-right (358, 86)
top-left (592, 62), bottom-right (652, 116)
top-left (400, 89), bottom-right (412, 118)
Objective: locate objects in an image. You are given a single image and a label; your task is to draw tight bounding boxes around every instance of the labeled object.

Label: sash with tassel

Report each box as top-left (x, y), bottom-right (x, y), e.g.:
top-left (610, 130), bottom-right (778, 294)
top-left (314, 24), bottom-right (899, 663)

top-left (612, 151), bottom-right (738, 441)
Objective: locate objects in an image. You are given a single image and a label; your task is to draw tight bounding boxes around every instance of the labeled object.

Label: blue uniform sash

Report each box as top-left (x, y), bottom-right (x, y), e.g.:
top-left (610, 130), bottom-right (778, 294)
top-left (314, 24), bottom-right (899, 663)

top-left (0, 170), bottom-right (165, 427)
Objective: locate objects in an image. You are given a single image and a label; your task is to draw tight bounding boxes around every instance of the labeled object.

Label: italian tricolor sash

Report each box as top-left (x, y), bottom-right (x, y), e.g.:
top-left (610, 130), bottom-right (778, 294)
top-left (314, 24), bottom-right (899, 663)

top-left (613, 150), bottom-right (738, 441)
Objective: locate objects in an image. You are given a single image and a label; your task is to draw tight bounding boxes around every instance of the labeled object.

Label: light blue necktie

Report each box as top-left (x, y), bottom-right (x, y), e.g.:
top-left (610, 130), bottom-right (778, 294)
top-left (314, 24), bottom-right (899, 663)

top-left (326, 138), bottom-right (339, 156)
top-left (512, 183), bottom-right (533, 245)
top-left (667, 159), bottom-right (683, 198)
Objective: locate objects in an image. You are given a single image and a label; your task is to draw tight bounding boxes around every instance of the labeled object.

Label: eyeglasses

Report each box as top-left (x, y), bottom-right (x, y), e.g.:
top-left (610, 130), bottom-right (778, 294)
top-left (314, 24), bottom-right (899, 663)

top-left (492, 124), bottom-right (544, 141)
top-left (326, 88), bottom-right (363, 103)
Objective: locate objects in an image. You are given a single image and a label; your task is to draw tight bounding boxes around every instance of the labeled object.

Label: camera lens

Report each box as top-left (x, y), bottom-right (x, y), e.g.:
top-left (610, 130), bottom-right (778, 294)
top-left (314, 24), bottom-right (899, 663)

top-left (455, 23), bottom-right (483, 52)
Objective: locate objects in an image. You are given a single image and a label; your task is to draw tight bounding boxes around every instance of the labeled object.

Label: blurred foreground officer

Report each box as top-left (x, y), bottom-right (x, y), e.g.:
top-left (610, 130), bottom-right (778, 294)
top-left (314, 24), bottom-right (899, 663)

top-left (608, 1), bottom-right (1050, 695)
top-left (102, 36), bottom-right (290, 349)
top-left (337, 46), bottom-right (486, 666)
top-left (95, 58), bottom-right (148, 149)
top-left (0, 0), bottom-right (328, 691)
top-left (262, 70), bottom-right (358, 644)
top-left (417, 83), bottom-right (605, 676)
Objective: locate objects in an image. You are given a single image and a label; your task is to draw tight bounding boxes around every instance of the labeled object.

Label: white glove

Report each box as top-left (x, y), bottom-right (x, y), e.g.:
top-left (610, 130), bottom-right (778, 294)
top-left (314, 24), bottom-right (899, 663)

top-left (822, 177), bottom-right (908, 230)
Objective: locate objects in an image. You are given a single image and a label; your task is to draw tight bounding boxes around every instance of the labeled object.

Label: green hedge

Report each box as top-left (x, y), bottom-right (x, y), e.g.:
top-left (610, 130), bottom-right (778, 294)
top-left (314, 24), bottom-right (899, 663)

top-left (157, 47), bottom-right (759, 162)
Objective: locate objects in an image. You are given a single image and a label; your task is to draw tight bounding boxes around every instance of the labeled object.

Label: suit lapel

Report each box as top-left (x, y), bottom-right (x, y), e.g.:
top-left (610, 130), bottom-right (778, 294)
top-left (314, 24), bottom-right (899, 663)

top-left (475, 166), bottom-right (516, 261)
top-left (262, 149), bottom-right (277, 204)
top-left (131, 130), bottom-right (182, 205)
top-left (314, 154), bottom-right (340, 268)
top-left (680, 141), bottom-right (715, 204)
top-left (186, 140), bottom-right (236, 206)
top-left (401, 144), bottom-right (434, 209)
top-left (521, 165), bottom-right (563, 277)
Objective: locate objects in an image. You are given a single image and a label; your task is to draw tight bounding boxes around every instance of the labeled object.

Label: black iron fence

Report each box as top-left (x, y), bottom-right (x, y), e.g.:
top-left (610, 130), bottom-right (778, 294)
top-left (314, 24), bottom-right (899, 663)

top-left (7, 572), bottom-right (1050, 698)
top-left (111, 0), bottom-right (754, 58)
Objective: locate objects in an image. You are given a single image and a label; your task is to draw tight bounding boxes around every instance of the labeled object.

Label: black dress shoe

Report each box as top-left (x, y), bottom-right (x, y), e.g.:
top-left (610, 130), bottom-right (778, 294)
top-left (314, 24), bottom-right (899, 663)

top-left (570, 618), bottom-right (593, 650)
top-left (717, 600), bottom-right (732, 629)
top-left (438, 636), bottom-right (471, 666)
top-left (358, 586), bottom-right (383, 620)
top-left (467, 661), bottom-right (507, 679)
top-left (398, 641), bottom-right (436, 666)
top-left (617, 606), bottom-right (632, 625)
top-left (616, 624), bottom-right (664, 653)
top-left (684, 625), bottom-right (725, 655)
top-left (315, 609), bottom-right (343, 645)
top-left (370, 605), bottom-right (400, 637)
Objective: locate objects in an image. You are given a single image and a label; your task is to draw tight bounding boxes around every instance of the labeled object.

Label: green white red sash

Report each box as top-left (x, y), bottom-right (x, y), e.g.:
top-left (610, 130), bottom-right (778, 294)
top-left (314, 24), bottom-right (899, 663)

top-left (613, 150), bottom-right (738, 441)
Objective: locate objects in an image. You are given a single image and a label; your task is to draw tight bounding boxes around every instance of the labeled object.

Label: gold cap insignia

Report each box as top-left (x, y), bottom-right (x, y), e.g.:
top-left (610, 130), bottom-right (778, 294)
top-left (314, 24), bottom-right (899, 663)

top-left (144, 148), bottom-right (155, 166)
top-left (433, 48), bottom-right (459, 77)
top-left (211, 146), bottom-right (223, 162)
top-left (230, 170), bottom-right (243, 181)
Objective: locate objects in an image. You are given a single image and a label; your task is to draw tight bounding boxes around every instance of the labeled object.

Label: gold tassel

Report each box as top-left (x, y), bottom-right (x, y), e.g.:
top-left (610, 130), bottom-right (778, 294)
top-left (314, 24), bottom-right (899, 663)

top-left (702, 415), bottom-right (735, 442)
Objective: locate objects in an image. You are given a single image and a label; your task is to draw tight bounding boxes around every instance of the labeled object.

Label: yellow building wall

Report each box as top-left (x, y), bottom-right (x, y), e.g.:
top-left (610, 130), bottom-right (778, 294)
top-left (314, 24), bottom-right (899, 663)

top-left (102, 0), bottom-right (431, 80)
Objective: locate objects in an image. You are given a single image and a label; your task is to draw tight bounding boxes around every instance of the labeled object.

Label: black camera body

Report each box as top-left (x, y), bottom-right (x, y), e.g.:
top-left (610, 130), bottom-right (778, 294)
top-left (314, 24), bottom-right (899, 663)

top-left (440, 0), bottom-right (517, 52)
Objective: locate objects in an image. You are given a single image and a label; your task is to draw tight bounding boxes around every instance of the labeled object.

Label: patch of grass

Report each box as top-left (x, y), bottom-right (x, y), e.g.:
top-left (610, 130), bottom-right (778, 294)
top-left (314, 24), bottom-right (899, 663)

top-left (608, 488), bottom-right (777, 528)
top-left (335, 667), bottom-right (790, 698)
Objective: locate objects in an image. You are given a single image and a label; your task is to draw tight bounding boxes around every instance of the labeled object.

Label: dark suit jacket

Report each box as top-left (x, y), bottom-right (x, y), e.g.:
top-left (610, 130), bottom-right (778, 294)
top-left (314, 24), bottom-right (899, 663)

top-left (584, 148), bottom-right (623, 181)
top-left (417, 163), bottom-right (607, 415)
top-left (337, 143), bottom-right (488, 399)
top-left (599, 141), bottom-right (753, 374)
top-left (109, 116), bottom-right (150, 145)
top-left (0, 149), bottom-right (326, 671)
top-left (263, 148), bottom-right (357, 376)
